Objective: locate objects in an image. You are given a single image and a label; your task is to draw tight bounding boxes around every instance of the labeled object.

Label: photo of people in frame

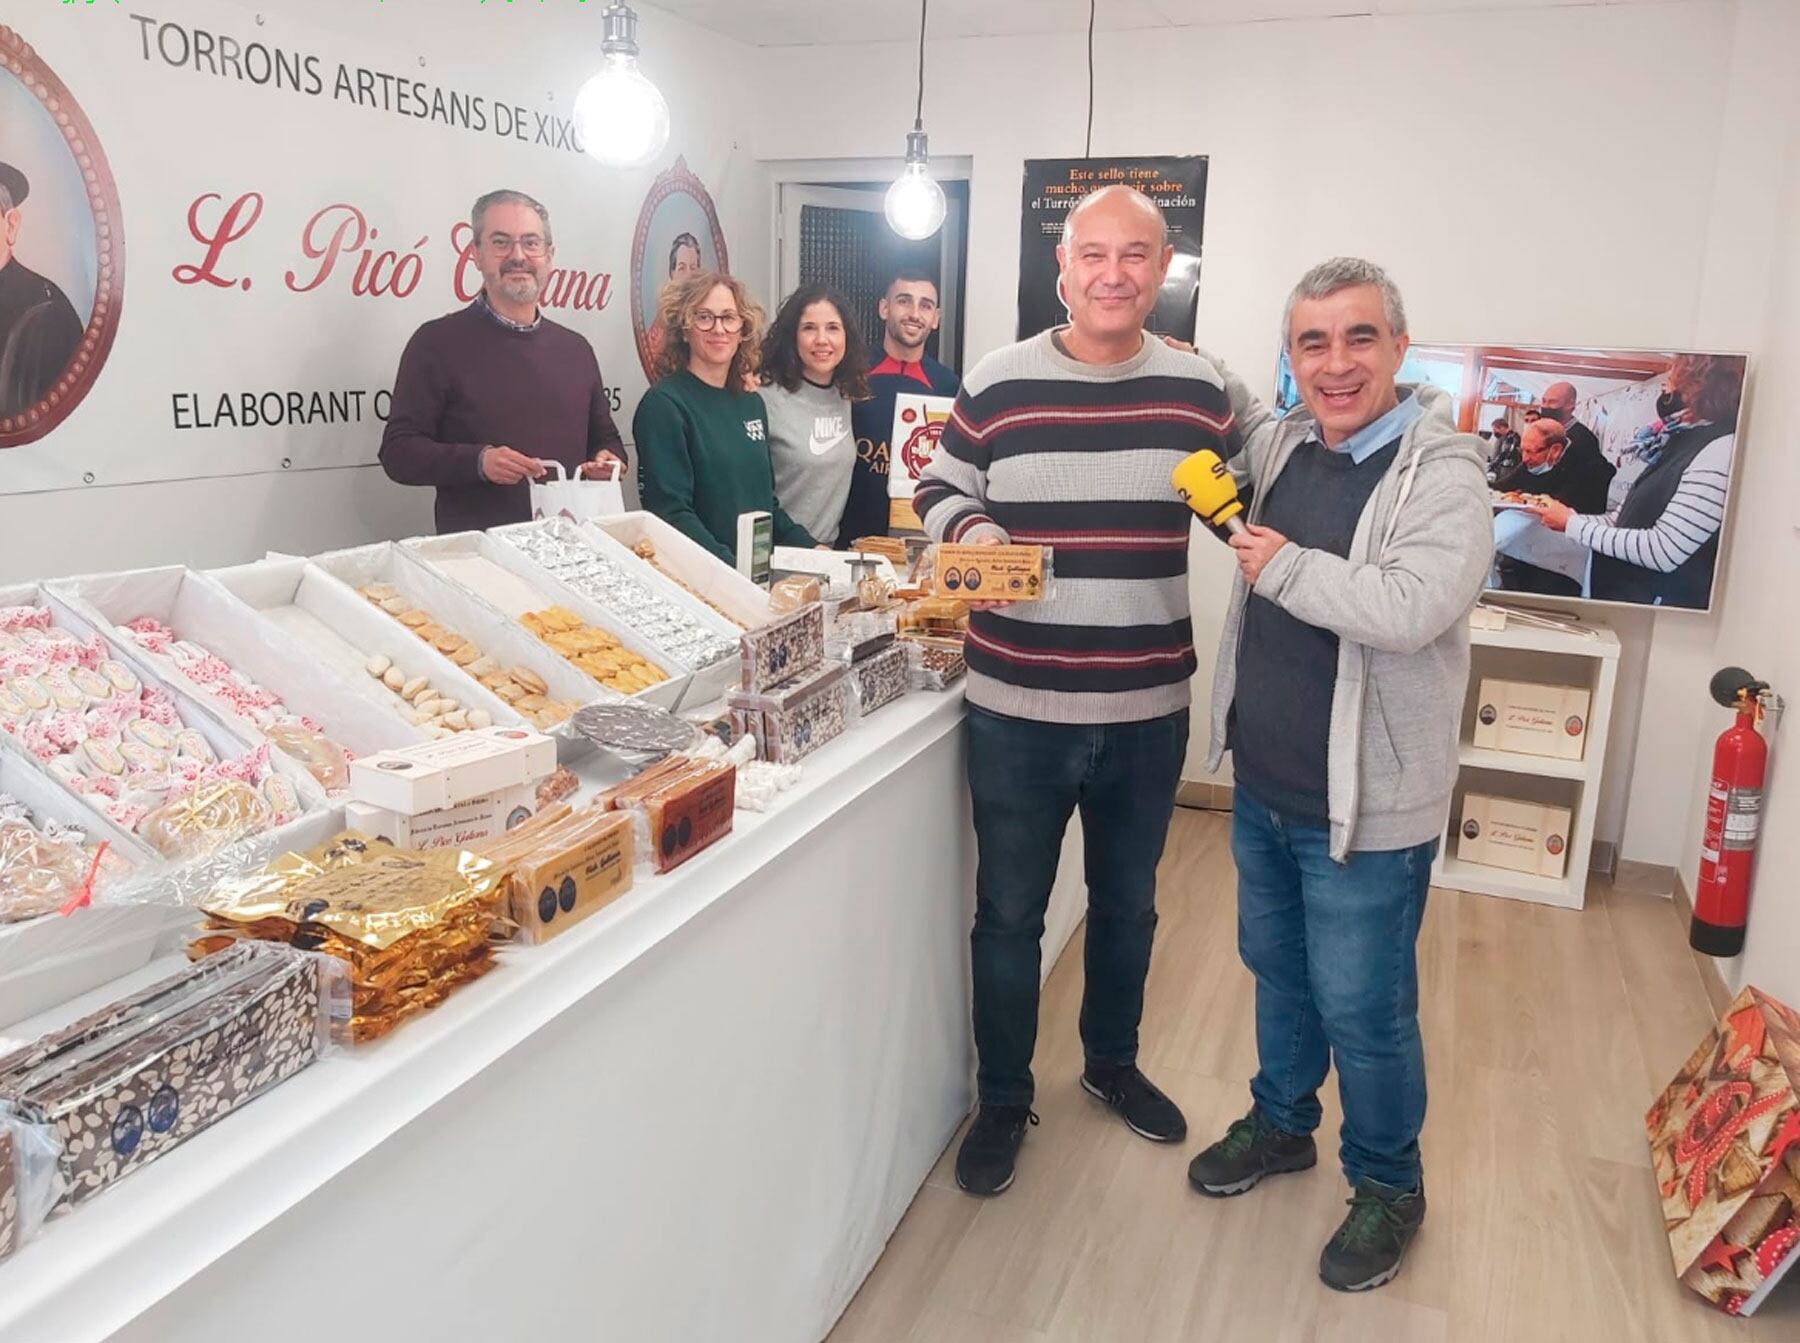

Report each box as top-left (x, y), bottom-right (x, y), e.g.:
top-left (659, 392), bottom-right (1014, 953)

top-left (0, 24), bottom-right (123, 448)
top-left (1275, 342), bottom-right (1750, 612)
top-left (630, 156), bottom-right (728, 381)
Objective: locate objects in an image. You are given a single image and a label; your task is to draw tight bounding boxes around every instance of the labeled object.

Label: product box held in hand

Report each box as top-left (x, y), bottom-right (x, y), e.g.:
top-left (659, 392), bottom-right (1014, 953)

top-left (1472, 678), bottom-right (1591, 761)
top-left (930, 544), bottom-right (1050, 602)
top-left (1456, 793), bottom-right (1573, 878)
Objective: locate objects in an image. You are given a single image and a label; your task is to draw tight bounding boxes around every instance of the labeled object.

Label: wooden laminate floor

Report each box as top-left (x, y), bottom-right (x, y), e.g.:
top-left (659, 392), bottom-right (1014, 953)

top-left (828, 809), bottom-right (1799, 1343)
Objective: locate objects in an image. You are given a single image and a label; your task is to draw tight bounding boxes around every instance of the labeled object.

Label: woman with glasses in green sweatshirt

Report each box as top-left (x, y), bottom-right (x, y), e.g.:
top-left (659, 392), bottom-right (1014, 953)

top-left (633, 271), bottom-right (817, 563)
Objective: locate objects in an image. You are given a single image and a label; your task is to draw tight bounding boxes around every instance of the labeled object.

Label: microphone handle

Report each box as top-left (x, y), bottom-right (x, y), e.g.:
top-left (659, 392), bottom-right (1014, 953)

top-left (1223, 515), bottom-right (1248, 537)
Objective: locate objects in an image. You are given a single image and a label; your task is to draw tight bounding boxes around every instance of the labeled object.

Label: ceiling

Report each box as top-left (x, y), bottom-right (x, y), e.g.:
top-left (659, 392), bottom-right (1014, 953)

top-left (651, 0), bottom-right (1663, 48)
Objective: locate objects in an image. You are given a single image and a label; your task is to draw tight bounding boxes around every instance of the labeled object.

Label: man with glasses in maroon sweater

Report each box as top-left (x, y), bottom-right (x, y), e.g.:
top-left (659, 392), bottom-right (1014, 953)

top-left (380, 189), bottom-right (626, 533)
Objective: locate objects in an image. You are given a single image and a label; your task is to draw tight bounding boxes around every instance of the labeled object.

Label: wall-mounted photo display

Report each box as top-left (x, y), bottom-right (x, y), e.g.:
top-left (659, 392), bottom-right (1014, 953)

top-left (631, 156), bottom-right (728, 381)
top-left (1274, 342), bottom-right (1750, 612)
top-left (0, 24), bottom-right (125, 448)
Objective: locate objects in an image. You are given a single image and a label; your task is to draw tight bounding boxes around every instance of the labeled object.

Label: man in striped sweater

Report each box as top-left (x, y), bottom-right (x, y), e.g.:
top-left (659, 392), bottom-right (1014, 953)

top-left (916, 185), bottom-right (1261, 1198)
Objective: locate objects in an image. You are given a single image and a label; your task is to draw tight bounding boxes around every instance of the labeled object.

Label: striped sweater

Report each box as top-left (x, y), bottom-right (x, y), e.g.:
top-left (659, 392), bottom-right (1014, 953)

top-left (915, 330), bottom-right (1243, 725)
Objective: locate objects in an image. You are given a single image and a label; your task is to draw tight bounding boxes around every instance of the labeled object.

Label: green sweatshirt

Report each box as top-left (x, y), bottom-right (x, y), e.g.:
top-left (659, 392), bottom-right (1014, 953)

top-left (633, 370), bottom-right (816, 563)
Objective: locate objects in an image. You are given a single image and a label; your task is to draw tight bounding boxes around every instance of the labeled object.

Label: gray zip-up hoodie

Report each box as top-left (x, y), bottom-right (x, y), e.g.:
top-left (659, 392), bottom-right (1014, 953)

top-left (1205, 381), bottom-right (1493, 861)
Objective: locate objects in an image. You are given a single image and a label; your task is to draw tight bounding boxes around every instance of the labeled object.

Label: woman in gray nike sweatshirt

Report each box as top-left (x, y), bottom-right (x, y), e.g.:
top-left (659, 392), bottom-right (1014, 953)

top-left (759, 286), bottom-right (871, 545)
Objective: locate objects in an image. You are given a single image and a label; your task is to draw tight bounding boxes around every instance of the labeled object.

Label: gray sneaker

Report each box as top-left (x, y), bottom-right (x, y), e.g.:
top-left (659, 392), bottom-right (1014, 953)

top-left (1186, 1108), bottom-right (1317, 1197)
top-left (1319, 1181), bottom-right (1426, 1292)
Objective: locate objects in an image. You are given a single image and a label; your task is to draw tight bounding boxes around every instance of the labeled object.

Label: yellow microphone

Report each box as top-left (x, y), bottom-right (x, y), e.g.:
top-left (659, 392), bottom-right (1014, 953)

top-left (1172, 448), bottom-right (1247, 536)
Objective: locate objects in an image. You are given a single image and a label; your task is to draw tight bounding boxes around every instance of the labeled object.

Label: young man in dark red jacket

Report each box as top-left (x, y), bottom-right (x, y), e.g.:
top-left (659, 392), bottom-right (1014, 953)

top-left (838, 268), bottom-right (959, 547)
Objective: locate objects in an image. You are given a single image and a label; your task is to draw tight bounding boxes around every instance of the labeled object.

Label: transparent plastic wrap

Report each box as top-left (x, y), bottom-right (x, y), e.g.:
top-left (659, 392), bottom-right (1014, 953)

top-left (137, 780), bottom-right (273, 864)
top-left (905, 638), bottom-right (968, 692)
top-left (825, 607), bottom-right (898, 665)
top-left (477, 804), bottom-right (635, 945)
top-left (0, 793), bottom-right (132, 924)
top-left (189, 834), bottom-right (501, 1043)
top-left (0, 942), bottom-right (346, 1211)
top-left (0, 1103), bottom-right (64, 1261)
top-left (727, 664), bottom-right (856, 765)
top-left (896, 596), bottom-right (969, 641)
top-left (923, 543), bottom-right (1055, 603)
top-left (738, 602), bottom-right (826, 695)
top-left (600, 758), bottom-right (736, 874)
top-left (262, 723), bottom-right (352, 794)
top-left (848, 643), bottom-right (910, 718)
top-left (768, 574), bottom-right (824, 616)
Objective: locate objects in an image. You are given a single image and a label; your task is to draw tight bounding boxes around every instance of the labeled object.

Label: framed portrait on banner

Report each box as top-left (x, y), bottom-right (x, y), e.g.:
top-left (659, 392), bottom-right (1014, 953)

top-left (630, 156), bottom-right (728, 380)
top-left (0, 24), bottom-right (125, 448)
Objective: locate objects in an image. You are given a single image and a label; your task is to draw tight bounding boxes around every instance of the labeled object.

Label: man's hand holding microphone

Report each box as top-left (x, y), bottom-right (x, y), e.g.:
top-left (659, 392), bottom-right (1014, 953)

top-left (1172, 448), bottom-right (1289, 587)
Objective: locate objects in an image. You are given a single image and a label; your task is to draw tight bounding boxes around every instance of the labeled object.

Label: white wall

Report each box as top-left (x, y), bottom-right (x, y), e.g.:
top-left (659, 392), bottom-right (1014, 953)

top-left (1620, 0), bottom-right (1800, 1005)
top-left (752, 1), bottom-right (1749, 841)
top-left (0, 0), bottom-right (766, 582)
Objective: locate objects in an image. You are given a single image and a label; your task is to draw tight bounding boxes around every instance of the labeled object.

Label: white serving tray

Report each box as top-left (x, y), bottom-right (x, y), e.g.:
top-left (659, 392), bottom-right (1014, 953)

top-left (491, 519), bottom-right (735, 710)
top-left (47, 566), bottom-right (421, 772)
top-left (207, 556), bottom-right (537, 740)
top-left (586, 512), bottom-right (772, 630)
top-left (403, 531), bottom-right (692, 712)
top-left (0, 582), bottom-right (328, 819)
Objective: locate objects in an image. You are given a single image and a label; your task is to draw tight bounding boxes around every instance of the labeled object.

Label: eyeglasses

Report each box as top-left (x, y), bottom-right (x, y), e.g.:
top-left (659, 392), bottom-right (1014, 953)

top-left (690, 310), bottom-right (744, 333)
top-left (485, 234), bottom-right (548, 258)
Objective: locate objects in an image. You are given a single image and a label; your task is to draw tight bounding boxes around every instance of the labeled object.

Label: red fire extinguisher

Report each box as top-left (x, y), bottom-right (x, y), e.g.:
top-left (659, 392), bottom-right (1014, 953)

top-left (1691, 667), bottom-right (1770, 957)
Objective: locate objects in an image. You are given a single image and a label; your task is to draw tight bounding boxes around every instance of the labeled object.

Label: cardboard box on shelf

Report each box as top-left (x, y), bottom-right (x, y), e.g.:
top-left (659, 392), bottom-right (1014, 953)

top-left (1456, 793), bottom-right (1573, 878)
top-left (1472, 678), bottom-right (1592, 760)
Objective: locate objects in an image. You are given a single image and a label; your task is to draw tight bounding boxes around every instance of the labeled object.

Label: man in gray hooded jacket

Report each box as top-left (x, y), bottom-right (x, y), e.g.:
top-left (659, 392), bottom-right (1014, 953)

top-left (1185, 258), bottom-right (1492, 1294)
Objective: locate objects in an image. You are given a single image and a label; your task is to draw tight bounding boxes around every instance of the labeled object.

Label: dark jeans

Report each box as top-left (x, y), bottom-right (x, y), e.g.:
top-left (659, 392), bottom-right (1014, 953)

top-left (1232, 786), bottom-right (1434, 1190)
top-left (967, 704), bottom-right (1188, 1107)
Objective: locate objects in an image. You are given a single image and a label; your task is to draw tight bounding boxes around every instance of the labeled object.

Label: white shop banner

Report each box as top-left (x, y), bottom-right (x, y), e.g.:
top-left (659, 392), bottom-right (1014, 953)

top-left (0, 3), bottom-right (739, 495)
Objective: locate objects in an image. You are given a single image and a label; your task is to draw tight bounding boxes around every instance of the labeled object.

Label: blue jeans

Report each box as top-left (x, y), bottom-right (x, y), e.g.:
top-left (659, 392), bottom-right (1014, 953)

top-left (1231, 786), bottom-right (1434, 1190)
top-left (967, 705), bottom-right (1189, 1107)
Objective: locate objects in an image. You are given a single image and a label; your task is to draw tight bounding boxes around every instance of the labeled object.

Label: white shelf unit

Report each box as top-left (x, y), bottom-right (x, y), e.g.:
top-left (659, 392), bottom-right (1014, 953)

top-left (1431, 613), bottom-right (1621, 910)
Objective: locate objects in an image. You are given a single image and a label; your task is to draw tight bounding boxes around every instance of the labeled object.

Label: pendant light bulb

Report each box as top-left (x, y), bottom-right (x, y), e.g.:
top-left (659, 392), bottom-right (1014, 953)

top-left (574, 4), bottom-right (671, 170)
top-left (886, 128), bottom-right (947, 241)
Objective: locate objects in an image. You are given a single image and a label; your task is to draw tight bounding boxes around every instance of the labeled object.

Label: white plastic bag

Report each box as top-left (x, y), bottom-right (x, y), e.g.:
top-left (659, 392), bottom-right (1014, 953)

top-left (531, 459), bottom-right (625, 523)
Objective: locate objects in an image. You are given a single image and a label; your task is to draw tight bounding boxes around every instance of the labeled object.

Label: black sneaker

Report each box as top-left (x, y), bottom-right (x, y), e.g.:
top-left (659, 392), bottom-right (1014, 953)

top-left (1187, 1108), bottom-right (1317, 1197)
top-left (1319, 1181), bottom-right (1427, 1292)
top-left (1080, 1063), bottom-right (1187, 1143)
top-left (955, 1105), bottom-right (1038, 1197)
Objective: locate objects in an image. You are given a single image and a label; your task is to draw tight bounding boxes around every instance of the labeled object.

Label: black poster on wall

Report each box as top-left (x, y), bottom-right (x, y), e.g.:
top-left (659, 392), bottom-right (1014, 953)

top-left (1016, 156), bottom-right (1208, 341)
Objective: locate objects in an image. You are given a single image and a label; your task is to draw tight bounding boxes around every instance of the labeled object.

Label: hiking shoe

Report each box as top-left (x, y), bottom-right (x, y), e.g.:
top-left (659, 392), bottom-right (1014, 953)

top-left (1319, 1181), bottom-right (1427, 1292)
top-left (1080, 1063), bottom-right (1187, 1143)
top-left (1187, 1108), bottom-right (1317, 1197)
top-left (955, 1105), bottom-right (1038, 1197)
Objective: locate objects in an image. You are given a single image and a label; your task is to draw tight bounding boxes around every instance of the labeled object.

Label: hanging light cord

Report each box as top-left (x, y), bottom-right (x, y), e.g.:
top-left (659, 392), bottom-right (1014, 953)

top-left (1085, 0), bottom-right (1095, 156)
top-left (914, 0), bottom-right (928, 132)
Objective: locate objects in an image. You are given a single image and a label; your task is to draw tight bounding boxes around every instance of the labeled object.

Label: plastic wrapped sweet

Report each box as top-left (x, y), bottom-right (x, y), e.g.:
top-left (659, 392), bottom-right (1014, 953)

top-left (739, 603), bottom-right (826, 695)
top-left (479, 805), bottom-right (635, 945)
top-left (263, 722), bottom-right (352, 793)
top-left (191, 834), bottom-right (502, 1042)
top-left (849, 643), bottom-right (910, 717)
top-left (138, 780), bottom-right (271, 862)
top-left (501, 521), bottom-right (738, 669)
top-left (601, 758), bottom-right (736, 874)
top-left (0, 943), bottom-right (343, 1216)
top-left (727, 664), bottom-right (854, 765)
top-left (905, 639), bottom-right (967, 691)
top-left (0, 795), bottom-right (129, 923)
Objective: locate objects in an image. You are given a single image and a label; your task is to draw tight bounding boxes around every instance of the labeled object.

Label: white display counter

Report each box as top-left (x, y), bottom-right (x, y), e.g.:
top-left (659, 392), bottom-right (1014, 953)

top-left (0, 690), bottom-right (1088, 1343)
